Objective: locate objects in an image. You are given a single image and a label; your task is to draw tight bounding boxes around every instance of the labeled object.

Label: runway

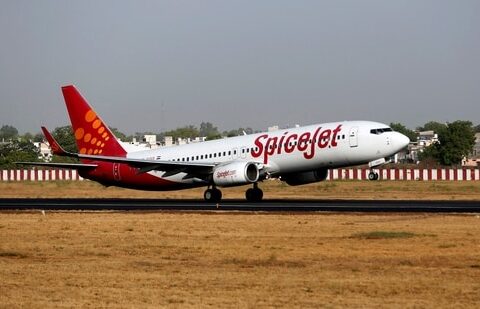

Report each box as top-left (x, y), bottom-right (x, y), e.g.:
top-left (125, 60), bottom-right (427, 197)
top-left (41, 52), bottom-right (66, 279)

top-left (0, 198), bottom-right (480, 212)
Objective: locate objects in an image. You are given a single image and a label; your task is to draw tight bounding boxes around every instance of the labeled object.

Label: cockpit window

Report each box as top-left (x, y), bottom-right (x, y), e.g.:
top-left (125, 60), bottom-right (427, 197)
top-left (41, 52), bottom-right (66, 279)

top-left (370, 128), bottom-right (393, 135)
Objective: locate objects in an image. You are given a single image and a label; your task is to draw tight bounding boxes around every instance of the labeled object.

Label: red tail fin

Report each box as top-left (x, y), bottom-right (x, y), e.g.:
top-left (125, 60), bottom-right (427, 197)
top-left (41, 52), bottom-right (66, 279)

top-left (61, 85), bottom-right (127, 157)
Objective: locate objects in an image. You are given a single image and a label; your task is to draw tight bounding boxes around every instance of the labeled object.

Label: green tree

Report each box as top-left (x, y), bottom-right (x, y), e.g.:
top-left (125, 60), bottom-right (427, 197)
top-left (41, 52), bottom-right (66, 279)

top-left (52, 126), bottom-right (77, 153)
top-left (0, 125), bottom-right (18, 141)
top-left (417, 121), bottom-right (447, 134)
top-left (22, 132), bottom-right (34, 141)
top-left (389, 123), bottom-right (417, 142)
top-left (50, 126), bottom-right (78, 163)
top-left (199, 122), bottom-right (219, 137)
top-left (205, 133), bottom-right (222, 141)
top-left (436, 121), bottom-right (475, 166)
top-left (474, 124), bottom-right (480, 133)
top-left (0, 139), bottom-right (40, 168)
top-left (33, 132), bottom-right (44, 143)
top-left (110, 127), bottom-right (127, 141)
top-left (223, 129), bottom-right (239, 137)
top-left (163, 125), bottom-right (199, 140)
top-left (418, 144), bottom-right (440, 164)
top-left (222, 127), bottom-right (254, 138)
top-left (421, 121), bottom-right (475, 166)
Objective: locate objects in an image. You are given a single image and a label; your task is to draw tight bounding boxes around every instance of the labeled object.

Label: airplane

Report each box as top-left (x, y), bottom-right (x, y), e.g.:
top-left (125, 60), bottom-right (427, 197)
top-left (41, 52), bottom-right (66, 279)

top-left (18, 85), bottom-right (410, 202)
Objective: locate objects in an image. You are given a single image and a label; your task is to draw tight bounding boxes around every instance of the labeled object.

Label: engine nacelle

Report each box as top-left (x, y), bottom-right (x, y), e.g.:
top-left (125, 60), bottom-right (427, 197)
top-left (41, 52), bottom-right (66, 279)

top-left (281, 168), bottom-right (328, 186)
top-left (213, 161), bottom-right (259, 187)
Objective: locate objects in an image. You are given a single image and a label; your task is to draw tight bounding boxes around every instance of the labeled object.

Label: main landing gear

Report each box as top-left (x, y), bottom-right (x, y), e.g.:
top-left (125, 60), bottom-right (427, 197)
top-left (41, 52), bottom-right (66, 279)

top-left (245, 183), bottom-right (263, 202)
top-left (203, 183), bottom-right (264, 203)
top-left (204, 187), bottom-right (222, 203)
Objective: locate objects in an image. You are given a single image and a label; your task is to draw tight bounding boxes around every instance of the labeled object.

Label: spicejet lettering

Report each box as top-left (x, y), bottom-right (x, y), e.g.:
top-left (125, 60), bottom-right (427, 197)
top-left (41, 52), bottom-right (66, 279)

top-left (251, 125), bottom-right (342, 164)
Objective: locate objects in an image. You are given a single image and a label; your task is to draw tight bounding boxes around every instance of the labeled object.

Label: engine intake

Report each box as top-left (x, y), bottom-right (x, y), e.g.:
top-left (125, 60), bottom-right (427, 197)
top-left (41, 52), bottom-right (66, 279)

top-left (213, 161), bottom-right (260, 187)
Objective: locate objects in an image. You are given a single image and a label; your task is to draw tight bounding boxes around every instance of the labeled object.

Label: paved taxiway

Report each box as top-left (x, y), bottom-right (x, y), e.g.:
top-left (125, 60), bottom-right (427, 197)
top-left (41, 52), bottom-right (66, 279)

top-left (0, 198), bottom-right (479, 212)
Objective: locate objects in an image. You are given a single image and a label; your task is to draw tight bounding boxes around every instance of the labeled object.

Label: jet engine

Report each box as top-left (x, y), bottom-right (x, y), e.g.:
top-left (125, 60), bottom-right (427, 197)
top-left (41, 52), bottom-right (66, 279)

top-left (281, 168), bottom-right (329, 186)
top-left (212, 161), bottom-right (260, 187)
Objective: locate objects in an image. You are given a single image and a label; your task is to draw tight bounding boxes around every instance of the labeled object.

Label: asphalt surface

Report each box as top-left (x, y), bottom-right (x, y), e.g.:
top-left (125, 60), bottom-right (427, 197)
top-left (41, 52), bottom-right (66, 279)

top-left (0, 198), bottom-right (480, 212)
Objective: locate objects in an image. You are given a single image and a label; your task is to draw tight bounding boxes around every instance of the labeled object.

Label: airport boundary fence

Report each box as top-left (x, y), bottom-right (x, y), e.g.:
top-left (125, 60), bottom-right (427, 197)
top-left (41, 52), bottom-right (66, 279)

top-left (1, 169), bottom-right (82, 182)
top-left (1, 168), bottom-right (479, 182)
top-left (328, 168), bottom-right (480, 181)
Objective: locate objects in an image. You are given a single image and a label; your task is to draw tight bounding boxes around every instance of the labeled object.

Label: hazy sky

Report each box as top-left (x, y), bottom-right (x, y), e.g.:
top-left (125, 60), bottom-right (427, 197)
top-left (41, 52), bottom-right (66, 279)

top-left (1, 1), bottom-right (479, 134)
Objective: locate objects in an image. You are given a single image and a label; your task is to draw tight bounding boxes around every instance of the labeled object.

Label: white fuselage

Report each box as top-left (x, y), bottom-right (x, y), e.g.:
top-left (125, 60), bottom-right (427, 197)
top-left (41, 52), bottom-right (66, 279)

top-left (126, 121), bottom-right (409, 185)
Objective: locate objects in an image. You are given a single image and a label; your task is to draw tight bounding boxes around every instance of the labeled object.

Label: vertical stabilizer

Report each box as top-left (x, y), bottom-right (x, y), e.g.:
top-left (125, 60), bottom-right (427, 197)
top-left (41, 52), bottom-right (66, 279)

top-left (61, 85), bottom-right (127, 157)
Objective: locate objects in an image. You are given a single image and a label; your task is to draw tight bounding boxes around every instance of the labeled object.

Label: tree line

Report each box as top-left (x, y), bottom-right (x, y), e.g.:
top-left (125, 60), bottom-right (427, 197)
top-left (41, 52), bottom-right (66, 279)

top-left (1, 121), bottom-right (479, 169)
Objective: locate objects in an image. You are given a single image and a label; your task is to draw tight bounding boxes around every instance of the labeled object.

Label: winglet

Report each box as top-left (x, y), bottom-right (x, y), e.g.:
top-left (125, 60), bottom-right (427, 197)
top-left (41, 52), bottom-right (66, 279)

top-left (41, 126), bottom-right (71, 156)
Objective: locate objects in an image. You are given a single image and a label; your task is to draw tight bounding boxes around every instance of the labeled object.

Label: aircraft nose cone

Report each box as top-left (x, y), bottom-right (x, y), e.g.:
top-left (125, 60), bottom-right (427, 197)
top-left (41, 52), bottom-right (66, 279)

top-left (396, 133), bottom-right (410, 150)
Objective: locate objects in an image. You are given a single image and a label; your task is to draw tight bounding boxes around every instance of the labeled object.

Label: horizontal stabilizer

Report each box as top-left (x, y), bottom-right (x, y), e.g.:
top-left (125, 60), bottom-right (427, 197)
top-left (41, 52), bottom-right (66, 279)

top-left (76, 153), bottom-right (215, 175)
top-left (15, 162), bottom-right (97, 169)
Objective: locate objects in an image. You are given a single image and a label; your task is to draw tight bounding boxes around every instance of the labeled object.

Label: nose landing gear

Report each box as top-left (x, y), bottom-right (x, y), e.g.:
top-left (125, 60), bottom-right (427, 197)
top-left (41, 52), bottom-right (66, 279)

top-left (368, 170), bottom-right (379, 181)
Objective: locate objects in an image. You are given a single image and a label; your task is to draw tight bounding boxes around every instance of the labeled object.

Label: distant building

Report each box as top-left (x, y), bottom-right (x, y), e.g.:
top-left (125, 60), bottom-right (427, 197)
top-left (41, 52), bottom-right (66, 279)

top-left (33, 141), bottom-right (52, 162)
top-left (463, 133), bottom-right (480, 167)
top-left (163, 136), bottom-right (173, 147)
top-left (268, 125), bottom-right (279, 132)
top-left (474, 133), bottom-right (480, 157)
top-left (143, 135), bottom-right (158, 149)
top-left (403, 130), bottom-right (439, 163)
top-left (417, 131), bottom-right (438, 147)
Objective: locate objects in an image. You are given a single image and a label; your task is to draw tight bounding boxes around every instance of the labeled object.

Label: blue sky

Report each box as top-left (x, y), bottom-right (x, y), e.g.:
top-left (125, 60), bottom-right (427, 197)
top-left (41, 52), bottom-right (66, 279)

top-left (1, 1), bottom-right (479, 134)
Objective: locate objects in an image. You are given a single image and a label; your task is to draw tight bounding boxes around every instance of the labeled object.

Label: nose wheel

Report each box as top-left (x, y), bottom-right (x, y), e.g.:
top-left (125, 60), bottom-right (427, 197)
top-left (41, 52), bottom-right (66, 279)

top-left (245, 183), bottom-right (263, 202)
top-left (204, 187), bottom-right (222, 202)
top-left (368, 171), bottom-right (379, 181)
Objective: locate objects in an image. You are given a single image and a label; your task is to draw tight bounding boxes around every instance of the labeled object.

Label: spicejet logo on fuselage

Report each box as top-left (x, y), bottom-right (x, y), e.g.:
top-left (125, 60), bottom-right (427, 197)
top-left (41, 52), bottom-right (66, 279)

top-left (251, 124), bottom-right (342, 164)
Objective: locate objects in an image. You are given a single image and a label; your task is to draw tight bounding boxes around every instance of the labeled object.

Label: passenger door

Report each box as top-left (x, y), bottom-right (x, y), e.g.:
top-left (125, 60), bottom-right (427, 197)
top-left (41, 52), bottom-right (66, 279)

top-left (349, 127), bottom-right (358, 147)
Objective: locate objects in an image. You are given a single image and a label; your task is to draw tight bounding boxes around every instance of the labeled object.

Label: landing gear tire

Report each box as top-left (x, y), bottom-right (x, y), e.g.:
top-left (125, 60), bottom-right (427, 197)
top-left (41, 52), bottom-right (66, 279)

top-left (204, 188), bottom-right (222, 203)
top-left (245, 187), bottom-right (263, 202)
top-left (368, 171), bottom-right (379, 181)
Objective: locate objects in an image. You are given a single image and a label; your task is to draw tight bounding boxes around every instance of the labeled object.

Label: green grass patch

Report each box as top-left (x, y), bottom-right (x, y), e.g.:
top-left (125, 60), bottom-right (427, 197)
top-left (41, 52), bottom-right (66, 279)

top-left (351, 231), bottom-right (417, 239)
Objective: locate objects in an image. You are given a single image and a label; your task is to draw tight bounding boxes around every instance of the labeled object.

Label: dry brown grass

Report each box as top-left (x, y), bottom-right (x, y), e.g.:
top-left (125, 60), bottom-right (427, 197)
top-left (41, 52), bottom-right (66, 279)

top-left (1, 179), bottom-right (480, 200)
top-left (0, 212), bottom-right (479, 308)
